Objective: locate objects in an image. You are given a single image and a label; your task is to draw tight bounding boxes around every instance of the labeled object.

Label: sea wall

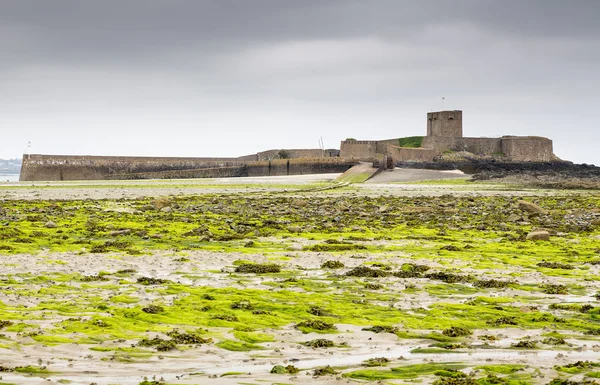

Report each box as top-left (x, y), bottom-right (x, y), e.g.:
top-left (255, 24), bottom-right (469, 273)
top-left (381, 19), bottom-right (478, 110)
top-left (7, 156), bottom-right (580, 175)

top-left (20, 154), bottom-right (245, 181)
top-left (20, 154), bottom-right (358, 181)
top-left (105, 166), bottom-right (247, 180)
top-left (246, 158), bottom-right (358, 177)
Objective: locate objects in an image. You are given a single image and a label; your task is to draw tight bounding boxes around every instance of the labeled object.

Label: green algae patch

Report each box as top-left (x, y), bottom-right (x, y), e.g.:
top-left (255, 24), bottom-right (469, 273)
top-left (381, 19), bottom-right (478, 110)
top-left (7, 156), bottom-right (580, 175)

top-left (476, 365), bottom-right (527, 374)
top-left (216, 339), bottom-right (265, 351)
top-left (362, 357), bottom-right (391, 367)
top-left (345, 363), bottom-right (467, 380)
top-left (412, 347), bottom-right (463, 354)
top-left (232, 331), bottom-right (274, 343)
top-left (271, 365), bottom-right (300, 374)
top-left (554, 362), bottom-right (600, 374)
top-left (296, 319), bottom-right (337, 333)
top-left (31, 335), bottom-right (74, 345)
top-left (110, 294), bottom-right (140, 304)
top-left (14, 366), bottom-right (54, 374)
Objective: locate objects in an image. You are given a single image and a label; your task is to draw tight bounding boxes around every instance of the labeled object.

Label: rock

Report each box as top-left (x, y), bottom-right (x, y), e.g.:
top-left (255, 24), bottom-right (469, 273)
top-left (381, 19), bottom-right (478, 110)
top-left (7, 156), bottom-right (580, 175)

top-left (507, 214), bottom-right (521, 222)
top-left (109, 229), bottom-right (131, 236)
top-left (44, 220), bottom-right (57, 228)
top-left (291, 199), bottom-right (308, 207)
top-left (518, 200), bottom-right (548, 215)
top-left (160, 207), bottom-right (172, 213)
top-left (532, 227), bottom-right (557, 235)
top-left (527, 230), bottom-right (550, 241)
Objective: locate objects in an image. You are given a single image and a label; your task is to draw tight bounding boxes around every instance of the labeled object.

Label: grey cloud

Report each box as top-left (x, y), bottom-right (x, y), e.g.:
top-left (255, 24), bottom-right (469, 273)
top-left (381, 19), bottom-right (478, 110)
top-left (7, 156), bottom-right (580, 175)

top-left (1, 0), bottom-right (599, 164)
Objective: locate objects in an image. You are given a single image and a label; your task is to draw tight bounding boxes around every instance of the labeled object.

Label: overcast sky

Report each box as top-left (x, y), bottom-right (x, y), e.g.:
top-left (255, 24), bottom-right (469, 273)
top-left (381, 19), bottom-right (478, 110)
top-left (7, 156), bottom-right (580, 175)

top-left (1, 0), bottom-right (599, 164)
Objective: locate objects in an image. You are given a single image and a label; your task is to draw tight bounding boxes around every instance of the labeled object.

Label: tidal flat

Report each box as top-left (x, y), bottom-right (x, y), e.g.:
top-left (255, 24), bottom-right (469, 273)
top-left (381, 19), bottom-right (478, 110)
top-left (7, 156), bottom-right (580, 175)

top-left (0, 178), bottom-right (599, 385)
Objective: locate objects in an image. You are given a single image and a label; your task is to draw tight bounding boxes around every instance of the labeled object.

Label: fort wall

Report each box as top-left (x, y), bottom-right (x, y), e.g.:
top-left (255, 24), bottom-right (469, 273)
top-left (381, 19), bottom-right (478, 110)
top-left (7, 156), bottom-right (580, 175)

top-left (339, 140), bottom-right (378, 160)
top-left (387, 146), bottom-right (436, 162)
top-left (422, 137), bottom-right (503, 156)
top-left (256, 149), bottom-right (339, 161)
top-left (501, 136), bottom-right (554, 162)
top-left (340, 139), bottom-right (400, 160)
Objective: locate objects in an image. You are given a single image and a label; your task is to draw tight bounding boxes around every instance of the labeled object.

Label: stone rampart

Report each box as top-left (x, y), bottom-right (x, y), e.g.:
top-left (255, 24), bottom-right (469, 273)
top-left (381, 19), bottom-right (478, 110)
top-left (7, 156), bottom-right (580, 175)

top-left (387, 146), bottom-right (436, 162)
top-left (501, 136), bottom-right (554, 162)
top-left (339, 140), bottom-right (378, 160)
top-left (422, 137), bottom-right (503, 156)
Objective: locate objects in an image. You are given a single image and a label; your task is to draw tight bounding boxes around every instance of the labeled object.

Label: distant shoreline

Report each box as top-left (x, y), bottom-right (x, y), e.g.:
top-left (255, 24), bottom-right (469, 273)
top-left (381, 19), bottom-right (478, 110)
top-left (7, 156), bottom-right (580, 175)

top-left (0, 174), bottom-right (20, 182)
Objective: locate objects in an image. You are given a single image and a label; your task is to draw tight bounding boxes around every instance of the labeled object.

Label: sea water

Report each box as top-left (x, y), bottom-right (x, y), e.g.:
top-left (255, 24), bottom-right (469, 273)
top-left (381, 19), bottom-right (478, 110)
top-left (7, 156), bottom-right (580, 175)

top-left (0, 174), bottom-right (19, 182)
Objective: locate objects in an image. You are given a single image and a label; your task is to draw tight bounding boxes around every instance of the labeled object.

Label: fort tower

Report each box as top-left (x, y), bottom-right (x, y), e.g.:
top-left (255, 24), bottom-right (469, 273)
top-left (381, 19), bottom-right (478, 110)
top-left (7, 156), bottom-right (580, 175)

top-left (427, 110), bottom-right (463, 137)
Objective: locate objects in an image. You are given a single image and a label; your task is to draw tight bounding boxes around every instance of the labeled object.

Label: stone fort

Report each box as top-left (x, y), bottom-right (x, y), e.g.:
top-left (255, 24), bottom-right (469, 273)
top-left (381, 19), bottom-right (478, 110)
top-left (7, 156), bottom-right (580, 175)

top-left (339, 110), bottom-right (554, 164)
top-left (20, 110), bottom-right (555, 181)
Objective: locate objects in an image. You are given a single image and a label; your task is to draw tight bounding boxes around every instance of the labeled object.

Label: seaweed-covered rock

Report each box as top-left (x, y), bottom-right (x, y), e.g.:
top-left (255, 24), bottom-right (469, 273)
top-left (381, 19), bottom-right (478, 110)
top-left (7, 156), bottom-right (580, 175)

top-left (234, 263), bottom-right (281, 274)
top-left (537, 261), bottom-right (574, 269)
top-left (302, 339), bottom-right (335, 348)
top-left (80, 274), bottom-right (109, 282)
top-left (271, 364), bottom-right (300, 374)
top-left (137, 277), bottom-right (171, 285)
top-left (542, 336), bottom-right (566, 345)
top-left (296, 320), bottom-right (337, 331)
top-left (543, 284), bottom-right (569, 295)
top-left (362, 357), bottom-right (390, 367)
top-left (230, 300), bottom-right (254, 310)
top-left (442, 326), bottom-right (472, 337)
top-left (425, 271), bottom-right (472, 283)
top-left (345, 266), bottom-right (389, 278)
top-left (142, 305), bottom-right (165, 314)
top-left (364, 283), bottom-right (384, 290)
top-left (511, 340), bottom-right (538, 349)
top-left (321, 260), bottom-right (345, 269)
top-left (166, 329), bottom-right (212, 345)
top-left (473, 279), bottom-right (512, 289)
top-left (488, 316), bottom-right (518, 326)
top-left (362, 325), bottom-right (398, 334)
top-left (212, 314), bottom-right (239, 322)
top-left (307, 306), bottom-right (330, 316)
top-left (137, 337), bottom-right (177, 351)
top-left (270, 365), bottom-right (287, 374)
top-left (313, 365), bottom-right (338, 376)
